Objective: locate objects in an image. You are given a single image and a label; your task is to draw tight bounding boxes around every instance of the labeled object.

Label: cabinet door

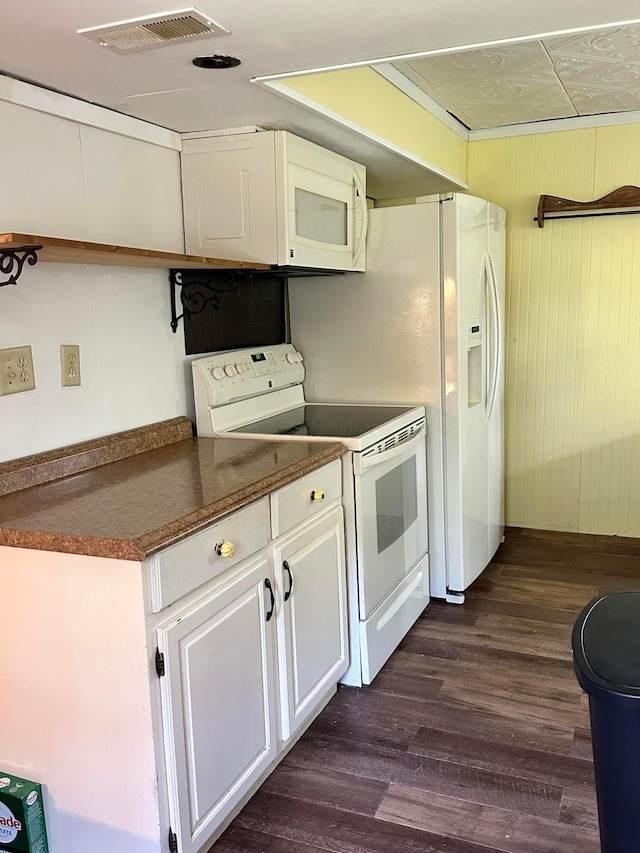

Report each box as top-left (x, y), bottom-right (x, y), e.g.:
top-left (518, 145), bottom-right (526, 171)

top-left (274, 507), bottom-right (348, 742)
top-left (158, 555), bottom-right (277, 853)
top-left (181, 132), bottom-right (277, 263)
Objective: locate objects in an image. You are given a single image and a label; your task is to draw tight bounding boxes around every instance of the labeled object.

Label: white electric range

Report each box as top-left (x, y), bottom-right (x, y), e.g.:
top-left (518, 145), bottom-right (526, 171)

top-left (192, 343), bottom-right (429, 685)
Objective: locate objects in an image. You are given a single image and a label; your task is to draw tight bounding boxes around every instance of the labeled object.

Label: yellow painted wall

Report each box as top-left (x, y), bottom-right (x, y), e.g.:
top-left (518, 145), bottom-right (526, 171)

top-left (468, 125), bottom-right (640, 535)
top-left (283, 67), bottom-right (467, 187)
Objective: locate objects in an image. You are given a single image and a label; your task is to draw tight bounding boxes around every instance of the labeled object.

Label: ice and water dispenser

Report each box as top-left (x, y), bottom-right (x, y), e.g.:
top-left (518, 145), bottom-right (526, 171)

top-left (466, 319), bottom-right (483, 408)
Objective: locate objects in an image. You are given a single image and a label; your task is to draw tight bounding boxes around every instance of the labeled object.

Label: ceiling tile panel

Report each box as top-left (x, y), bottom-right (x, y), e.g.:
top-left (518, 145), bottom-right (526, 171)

top-left (402, 43), bottom-right (557, 86)
top-left (545, 26), bottom-right (640, 117)
top-left (391, 23), bottom-right (640, 129)
top-left (393, 42), bottom-right (576, 128)
top-left (550, 56), bottom-right (632, 81)
top-left (563, 85), bottom-right (640, 115)
top-left (543, 25), bottom-right (640, 64)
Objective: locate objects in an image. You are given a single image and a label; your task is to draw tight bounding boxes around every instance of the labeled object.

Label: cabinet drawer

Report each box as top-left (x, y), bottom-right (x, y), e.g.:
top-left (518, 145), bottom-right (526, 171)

top-left (149, 499), bottom-right (269, 612)
top-left (270, 460), bottom-right (342, 538)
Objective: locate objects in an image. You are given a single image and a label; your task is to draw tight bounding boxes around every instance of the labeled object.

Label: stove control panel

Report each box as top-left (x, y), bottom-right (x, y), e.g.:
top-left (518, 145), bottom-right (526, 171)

top-left (192, 343), bottom-right (305, 408)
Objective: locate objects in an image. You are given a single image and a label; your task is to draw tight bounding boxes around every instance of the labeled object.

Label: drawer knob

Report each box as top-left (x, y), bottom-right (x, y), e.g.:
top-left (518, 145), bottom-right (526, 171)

top-left (215, 540), bottom-right (235, 558)
top-left (310, 489), bottom-right (325, 503)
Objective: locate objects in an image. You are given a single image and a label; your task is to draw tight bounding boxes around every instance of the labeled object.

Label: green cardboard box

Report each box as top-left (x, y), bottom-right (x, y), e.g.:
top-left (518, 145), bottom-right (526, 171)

top-left (0, 773), bottom-right (49, 853)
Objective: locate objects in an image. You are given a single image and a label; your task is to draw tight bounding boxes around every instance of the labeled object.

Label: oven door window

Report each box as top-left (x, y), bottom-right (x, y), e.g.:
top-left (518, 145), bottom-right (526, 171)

top-left (354, 436), bottom-right (428, 619)
top-left (376, 457), bottom-right (418, 553)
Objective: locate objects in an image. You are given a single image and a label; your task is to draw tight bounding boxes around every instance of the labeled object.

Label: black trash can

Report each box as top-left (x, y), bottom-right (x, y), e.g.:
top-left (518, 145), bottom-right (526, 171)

top-left (573, 591), bottom-right (640, 853)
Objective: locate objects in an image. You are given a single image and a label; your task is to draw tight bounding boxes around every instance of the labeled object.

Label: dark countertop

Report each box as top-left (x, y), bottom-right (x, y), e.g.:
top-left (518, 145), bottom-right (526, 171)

top-left (0, 417), bottom-right (345, 561)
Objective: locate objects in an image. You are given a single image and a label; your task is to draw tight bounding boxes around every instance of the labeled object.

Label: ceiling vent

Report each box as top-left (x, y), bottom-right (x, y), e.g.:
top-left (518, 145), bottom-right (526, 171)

top-left (77, 8), bottom-right (230, 54)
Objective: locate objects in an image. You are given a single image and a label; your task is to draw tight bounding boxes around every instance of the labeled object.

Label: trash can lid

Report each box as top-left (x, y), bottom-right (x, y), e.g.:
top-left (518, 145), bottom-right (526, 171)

top-left (573, 591), bottom-right (640, 696)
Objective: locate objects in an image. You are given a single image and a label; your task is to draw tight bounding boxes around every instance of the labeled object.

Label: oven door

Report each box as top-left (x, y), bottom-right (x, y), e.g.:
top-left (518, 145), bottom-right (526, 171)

top-left (353, 426), bottom-right (428, 618)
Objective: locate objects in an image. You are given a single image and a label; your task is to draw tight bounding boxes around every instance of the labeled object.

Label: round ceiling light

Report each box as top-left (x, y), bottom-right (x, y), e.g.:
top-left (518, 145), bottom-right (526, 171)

top-left (192, 55), bottom-right (241, 69)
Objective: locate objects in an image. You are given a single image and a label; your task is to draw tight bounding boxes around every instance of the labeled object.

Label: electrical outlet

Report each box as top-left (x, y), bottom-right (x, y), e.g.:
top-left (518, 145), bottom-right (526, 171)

top-left (0, 346), bottom-right (36, 395)
top-left (60, 345), bottom-right (81, 387)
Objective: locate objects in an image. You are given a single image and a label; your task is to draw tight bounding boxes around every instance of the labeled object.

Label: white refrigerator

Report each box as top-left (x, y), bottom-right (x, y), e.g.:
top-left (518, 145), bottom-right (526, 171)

top-left (288, 193), bottom-right (506, 601)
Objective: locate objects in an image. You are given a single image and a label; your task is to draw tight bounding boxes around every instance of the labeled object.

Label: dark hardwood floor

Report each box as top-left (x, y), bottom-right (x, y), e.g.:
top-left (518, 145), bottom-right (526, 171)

top-left (212, 527), bottom-right (640, 852)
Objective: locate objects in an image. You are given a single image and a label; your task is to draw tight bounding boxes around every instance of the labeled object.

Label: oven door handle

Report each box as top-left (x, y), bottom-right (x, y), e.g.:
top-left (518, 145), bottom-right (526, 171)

top-left (357, 423), bottom-right (426, 472)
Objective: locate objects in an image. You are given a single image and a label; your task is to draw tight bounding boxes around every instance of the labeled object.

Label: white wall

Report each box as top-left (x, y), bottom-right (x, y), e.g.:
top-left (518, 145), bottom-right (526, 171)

top-left (0, 93), bottom-right (192, 462)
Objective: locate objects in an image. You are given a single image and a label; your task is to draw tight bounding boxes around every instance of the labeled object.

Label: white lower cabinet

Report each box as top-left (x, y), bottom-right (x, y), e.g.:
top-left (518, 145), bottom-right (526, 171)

top-left (157, 554), bottom-right (277, 853)
top-left (155, 462), bottom-right (347, 852)
top-left (274, 507), bottom-right (348, 742)
top-left (0, 464), bottom-right (346, 853)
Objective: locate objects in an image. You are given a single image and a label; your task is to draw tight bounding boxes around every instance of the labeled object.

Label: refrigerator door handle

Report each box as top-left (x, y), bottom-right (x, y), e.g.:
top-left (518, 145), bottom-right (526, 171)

top-left (485, 248), bottom-right (501, 425)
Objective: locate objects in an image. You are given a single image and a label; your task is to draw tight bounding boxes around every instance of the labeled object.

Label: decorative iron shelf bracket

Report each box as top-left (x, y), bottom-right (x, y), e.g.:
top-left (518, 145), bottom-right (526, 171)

top-left (169, 265), bottom-right (340, 332)
top-left (170, 268), bottom-right (257, 333)
top-left (0, 246), bottom-right (41, 287)
top-left (536, 185), bottom-right (640, 227)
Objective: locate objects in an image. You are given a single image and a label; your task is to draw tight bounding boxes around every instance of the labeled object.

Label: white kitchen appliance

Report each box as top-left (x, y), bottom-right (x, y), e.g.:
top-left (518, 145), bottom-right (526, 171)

top-left (192, 344), bottom-right (428, 686)
top-left (289, 193), bottom-right (506, 602)
top-left (181, 130), bottom-right (367, 271)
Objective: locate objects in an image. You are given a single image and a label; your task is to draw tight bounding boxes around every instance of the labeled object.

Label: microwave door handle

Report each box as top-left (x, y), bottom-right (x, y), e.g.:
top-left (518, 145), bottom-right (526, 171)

top-left (358, 423), bottom-right (425, 472)
top-left (352, 170), bottom-right (368, 267)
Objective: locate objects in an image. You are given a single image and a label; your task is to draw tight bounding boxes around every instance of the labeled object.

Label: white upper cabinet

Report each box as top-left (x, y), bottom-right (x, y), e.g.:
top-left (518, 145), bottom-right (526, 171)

top-left (182, 131), bottom-right (278, 262)
top-left (0, 100), bottom-right (183, 250)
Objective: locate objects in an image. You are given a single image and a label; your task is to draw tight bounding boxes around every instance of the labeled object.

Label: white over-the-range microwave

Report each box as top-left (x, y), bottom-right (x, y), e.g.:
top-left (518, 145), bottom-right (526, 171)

top-left (181, 129), bottom-right (367, 272)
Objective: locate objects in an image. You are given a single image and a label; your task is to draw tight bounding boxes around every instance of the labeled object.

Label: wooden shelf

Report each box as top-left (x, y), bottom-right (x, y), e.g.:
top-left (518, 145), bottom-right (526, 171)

top-left (0, 232), bottom-right (270, 271)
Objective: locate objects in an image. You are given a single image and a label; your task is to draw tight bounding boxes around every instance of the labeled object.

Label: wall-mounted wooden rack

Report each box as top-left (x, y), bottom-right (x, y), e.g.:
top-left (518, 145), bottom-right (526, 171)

top-left (0, 232), bottom-right (269, 287)
top-left (536, 185), bottom-right (640, 228)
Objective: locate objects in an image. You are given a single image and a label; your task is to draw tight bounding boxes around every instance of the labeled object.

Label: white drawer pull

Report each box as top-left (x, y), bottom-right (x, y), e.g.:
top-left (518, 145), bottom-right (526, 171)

top-left (310, 489), bottom-right (325, 503)
top-left (215, 540), bottom-right (235, 558)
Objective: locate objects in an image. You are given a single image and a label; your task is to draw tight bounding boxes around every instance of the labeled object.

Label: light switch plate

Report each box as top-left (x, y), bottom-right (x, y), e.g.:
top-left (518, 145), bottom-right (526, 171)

top-left (0, 346), bottom-right (36, 395)
top-left (60, 344), bottom-right (81, 386)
